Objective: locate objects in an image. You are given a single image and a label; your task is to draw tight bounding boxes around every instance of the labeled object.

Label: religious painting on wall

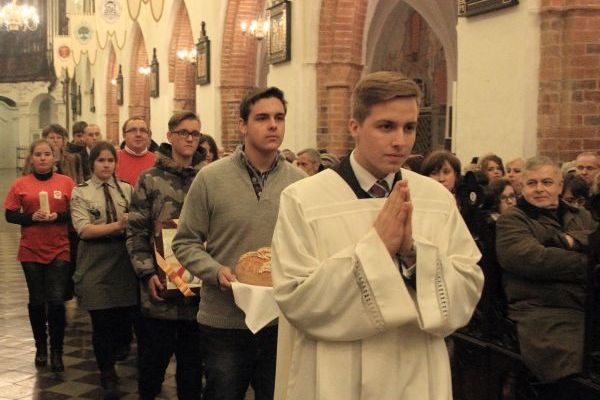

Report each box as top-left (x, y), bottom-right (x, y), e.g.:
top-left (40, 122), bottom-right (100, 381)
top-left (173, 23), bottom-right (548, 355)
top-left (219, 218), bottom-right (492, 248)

top-left (458, 0), bottom-right (519, 17)
top-left (268, 0), bottom-right (291, 65)
top-left (196, 21), bottom-right (210, 85)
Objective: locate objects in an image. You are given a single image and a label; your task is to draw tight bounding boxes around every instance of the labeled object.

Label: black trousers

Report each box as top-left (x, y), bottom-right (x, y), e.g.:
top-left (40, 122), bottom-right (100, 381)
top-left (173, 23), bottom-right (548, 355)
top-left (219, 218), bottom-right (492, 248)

top-left (88, 306), bottom-right (137, 372)
top-left (137, 317), bottom-right (203, 400)
top-left (199, 324), bottom-right (277, 400)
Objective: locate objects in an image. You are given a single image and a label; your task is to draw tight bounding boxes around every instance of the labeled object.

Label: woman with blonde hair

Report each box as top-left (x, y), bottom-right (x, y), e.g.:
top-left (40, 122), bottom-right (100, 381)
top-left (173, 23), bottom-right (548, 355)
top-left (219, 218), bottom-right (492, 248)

top-left (505, 157), bottom-right (525, 195)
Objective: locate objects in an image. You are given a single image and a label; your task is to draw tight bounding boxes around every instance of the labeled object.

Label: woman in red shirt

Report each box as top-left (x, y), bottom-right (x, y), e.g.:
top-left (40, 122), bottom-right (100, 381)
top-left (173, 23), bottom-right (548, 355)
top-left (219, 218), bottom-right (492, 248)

top-left (4, 139), bottom-right (75, 372)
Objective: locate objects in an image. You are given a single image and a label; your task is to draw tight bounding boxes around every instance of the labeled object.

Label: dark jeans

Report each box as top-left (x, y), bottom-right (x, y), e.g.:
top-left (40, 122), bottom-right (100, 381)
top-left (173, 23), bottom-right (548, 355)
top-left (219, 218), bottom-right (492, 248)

top-left (199, 324), bottom-right (277, 400)
top-left (88, 306), bottom-right (137, 372)
top-left (21, 260), bottom-right (71, 306)
top-left (138, 317), bottom-right (203, 400)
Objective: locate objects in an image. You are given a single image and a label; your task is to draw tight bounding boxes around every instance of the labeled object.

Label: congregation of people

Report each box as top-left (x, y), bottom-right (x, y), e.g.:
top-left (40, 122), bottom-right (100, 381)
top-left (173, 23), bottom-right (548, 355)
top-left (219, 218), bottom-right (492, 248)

top-left (3, 71), bottom-right (600, 400)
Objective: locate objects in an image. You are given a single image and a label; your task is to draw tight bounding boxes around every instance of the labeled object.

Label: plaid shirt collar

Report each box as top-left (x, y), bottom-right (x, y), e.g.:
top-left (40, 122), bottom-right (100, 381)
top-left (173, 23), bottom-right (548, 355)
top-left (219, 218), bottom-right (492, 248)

top-left (239, 146), bottom-right (282, 199)
top-left (240, 146), bottom-right (280, 179)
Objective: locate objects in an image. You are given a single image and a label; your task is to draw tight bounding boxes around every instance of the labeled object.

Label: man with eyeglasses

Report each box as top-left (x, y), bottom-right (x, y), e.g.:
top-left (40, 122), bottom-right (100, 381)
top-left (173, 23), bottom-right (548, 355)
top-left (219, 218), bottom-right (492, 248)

top-left (127, 111), bottom-right (206, 400)
top-left (116, 116), bottom-right (156, 186)
top-left (496, 156), bottom-right (597, 399)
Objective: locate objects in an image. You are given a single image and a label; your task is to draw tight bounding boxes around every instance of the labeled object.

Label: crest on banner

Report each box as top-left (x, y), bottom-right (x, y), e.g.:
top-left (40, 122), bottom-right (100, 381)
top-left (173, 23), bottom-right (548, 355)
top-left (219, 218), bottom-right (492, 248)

top-left (100, 0), bottom-right (123, 24)
top-left (53, 36), bottom-right (75, 77)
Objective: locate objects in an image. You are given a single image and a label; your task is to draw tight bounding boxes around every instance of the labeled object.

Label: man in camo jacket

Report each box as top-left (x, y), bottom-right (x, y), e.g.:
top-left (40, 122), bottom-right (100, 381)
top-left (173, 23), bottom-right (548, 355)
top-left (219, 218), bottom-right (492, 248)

top-left (126, 111), bottom-right (207, 400)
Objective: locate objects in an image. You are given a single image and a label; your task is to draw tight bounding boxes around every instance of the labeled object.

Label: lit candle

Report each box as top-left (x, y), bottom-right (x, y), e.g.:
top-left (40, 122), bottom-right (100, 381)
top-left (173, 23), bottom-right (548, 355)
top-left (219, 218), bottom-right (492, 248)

top-left (39, 191), bottom-right (50, 214)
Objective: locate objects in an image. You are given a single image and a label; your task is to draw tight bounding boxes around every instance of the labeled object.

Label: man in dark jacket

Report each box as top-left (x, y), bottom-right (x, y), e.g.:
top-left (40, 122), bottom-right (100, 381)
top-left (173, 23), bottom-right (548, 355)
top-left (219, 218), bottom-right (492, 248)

top-left (126, 111), bottom-right (206, 400)
top-left (496, 156), bottom-right (597, 399)
top-left (66, 120), bottom-right (91, 180)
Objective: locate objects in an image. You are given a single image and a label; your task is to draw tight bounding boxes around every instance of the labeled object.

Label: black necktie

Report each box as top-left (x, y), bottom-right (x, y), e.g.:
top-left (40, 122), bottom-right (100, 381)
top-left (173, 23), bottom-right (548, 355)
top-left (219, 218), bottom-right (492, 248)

top-left (102, 183), bottom-right (118, 223)
top-left (368, 179), bottom-right (390, 198)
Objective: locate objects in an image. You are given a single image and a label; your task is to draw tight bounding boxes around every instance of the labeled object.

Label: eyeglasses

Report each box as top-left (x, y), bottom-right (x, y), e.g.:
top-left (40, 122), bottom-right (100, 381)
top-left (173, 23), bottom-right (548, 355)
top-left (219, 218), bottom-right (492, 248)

top-left (125, 127), bottom-right (149, 135)
top-left (171, 129), bottom-right (201, 138)
top-left (500, 193), bottom-right (517, 202)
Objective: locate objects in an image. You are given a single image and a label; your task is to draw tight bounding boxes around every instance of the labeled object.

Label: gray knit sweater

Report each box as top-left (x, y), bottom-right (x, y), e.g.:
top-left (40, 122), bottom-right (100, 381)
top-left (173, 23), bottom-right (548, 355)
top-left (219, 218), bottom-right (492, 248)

top-left (172, 146), bottom-right (306, 329)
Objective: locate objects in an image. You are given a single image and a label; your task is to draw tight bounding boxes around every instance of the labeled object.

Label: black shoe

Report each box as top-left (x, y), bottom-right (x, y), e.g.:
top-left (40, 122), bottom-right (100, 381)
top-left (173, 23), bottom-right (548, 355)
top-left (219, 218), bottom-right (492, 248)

top-left (50, 351), bottom-right (64, 372)
top-left (35, 344), bottom-right (48, 367)
top-left (101, 369), bottom-right (119, 400)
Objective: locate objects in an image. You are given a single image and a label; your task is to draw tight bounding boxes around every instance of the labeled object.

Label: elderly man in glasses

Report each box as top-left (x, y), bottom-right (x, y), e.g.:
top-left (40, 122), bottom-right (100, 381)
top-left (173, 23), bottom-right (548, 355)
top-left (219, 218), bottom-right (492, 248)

top-left (116, 116), bottom-right (157, 186)
top-left (496, 156), bottom-right (597, 399)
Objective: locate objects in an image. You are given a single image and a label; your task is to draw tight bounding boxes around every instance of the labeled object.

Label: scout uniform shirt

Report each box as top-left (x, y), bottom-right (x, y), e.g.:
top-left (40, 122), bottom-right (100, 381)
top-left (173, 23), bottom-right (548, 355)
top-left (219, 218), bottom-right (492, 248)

top-left (71, 175), bottom-right (132, 233)
top-left (70, 175), bottom-right (138, 311)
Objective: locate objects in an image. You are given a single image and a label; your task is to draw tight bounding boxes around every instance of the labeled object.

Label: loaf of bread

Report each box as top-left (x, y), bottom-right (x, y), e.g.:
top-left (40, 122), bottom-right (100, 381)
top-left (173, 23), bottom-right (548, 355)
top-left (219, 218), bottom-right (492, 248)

top-left (235, 247), bottom-right (272, 287)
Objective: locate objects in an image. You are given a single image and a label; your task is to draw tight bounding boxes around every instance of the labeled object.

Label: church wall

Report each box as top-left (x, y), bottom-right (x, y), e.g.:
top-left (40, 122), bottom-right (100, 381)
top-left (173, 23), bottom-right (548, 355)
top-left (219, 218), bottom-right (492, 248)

top-left (0, 81), bottom-right (65, 167)
top-left (267, 0), bottom-right (320, 153)
top-left (59, 0), bottom-right (599, 163)
top-left (178, 0), bottom-right (224, 145)
top-left (537, 0), bottom-right (600, 163)
top-left (0, 100), bottom-right (19, 169)
top-left (454, 1), bottom-right (541, 165)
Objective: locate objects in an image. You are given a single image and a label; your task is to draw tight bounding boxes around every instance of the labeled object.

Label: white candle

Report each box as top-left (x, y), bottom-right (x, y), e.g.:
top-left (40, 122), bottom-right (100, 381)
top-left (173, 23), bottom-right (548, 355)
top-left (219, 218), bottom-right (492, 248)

top-left (39, 191), bottom-right (50, 214)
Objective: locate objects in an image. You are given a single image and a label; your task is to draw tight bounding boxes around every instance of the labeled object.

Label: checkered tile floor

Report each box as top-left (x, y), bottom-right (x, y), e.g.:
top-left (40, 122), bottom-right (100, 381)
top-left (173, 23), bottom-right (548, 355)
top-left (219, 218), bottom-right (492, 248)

top-left (0, 169), bottom-right (179, 399)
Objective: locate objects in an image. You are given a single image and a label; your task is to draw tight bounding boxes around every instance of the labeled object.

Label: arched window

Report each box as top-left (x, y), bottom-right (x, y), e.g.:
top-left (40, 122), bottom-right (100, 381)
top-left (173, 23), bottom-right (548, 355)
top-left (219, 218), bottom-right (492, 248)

top-left (38, 98), bottom-right (52, 128)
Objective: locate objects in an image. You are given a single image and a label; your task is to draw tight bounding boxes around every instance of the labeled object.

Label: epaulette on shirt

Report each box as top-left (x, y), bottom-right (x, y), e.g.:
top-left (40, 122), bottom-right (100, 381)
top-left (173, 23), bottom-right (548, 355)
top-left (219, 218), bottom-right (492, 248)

top-left (77, 182), bottom-right (89, 187)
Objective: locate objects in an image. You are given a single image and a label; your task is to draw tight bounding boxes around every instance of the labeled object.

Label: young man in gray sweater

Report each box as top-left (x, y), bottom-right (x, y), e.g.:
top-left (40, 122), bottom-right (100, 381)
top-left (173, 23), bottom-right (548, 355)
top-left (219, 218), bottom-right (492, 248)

top-left (172, 87), bottom-right (305, 400)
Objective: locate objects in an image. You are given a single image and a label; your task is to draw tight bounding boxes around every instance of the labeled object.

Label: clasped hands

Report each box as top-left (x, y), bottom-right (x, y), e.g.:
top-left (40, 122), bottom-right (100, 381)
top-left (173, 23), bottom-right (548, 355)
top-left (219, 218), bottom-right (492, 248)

top-left (373, 180), bottom-right (414, 257)
top-left (32, 209), bottom-right (57, 222)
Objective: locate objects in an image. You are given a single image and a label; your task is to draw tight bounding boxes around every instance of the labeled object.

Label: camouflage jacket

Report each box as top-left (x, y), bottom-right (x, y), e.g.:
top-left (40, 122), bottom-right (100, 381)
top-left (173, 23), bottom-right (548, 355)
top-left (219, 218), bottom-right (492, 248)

top-left (126, 143), bottom-right (206, 320)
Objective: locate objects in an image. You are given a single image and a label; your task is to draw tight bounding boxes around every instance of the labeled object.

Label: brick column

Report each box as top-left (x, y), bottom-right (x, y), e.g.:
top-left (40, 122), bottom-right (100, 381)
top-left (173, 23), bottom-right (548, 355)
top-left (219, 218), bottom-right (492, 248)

top-left (105, 44), bottom-right (119, 145)
top-left (220, 0), bottom-right (266, 151)
top-left (538, 0), bottom-right (600, 162)
top-left (316, 0), bottom-right (368, 156)
top-left (129, 23), bottom-right (150, 124)
top-left (169, 2), bottom-right (196, 113)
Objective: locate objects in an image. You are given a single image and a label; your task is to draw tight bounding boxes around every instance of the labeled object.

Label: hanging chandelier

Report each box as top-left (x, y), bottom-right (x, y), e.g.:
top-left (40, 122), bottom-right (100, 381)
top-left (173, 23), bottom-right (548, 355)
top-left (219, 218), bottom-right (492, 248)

top-left (0, 0), bottom-right (40, 31)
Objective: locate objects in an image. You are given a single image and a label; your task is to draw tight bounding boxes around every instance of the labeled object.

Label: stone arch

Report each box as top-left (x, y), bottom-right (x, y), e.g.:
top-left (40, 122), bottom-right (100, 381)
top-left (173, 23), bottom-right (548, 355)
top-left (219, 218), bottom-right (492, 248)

top-left (29, 93), bottom-right (57, 137)
top-left (365, 0), bottom-right (456, 84)
top-left (316, 0), bottom-right (368, 156)
top-left (129, 22), bottom-right (150, 124)
top-left (220, 0), bottom-right (267, 150)
top-left (0, 96), bottom-right (17, 107)
top-left (38, 98), bottom-right (52, 128)
top-left (105, 43), bottom-right (119, 144)
top-left (366, 1), bottom-right (451, 153)
top-left (0, 98), bottom-right (18, 168)
top-left (168, 0), bottom-right (196, 112)
top-left (316, 0), bottom-right (456, 156)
